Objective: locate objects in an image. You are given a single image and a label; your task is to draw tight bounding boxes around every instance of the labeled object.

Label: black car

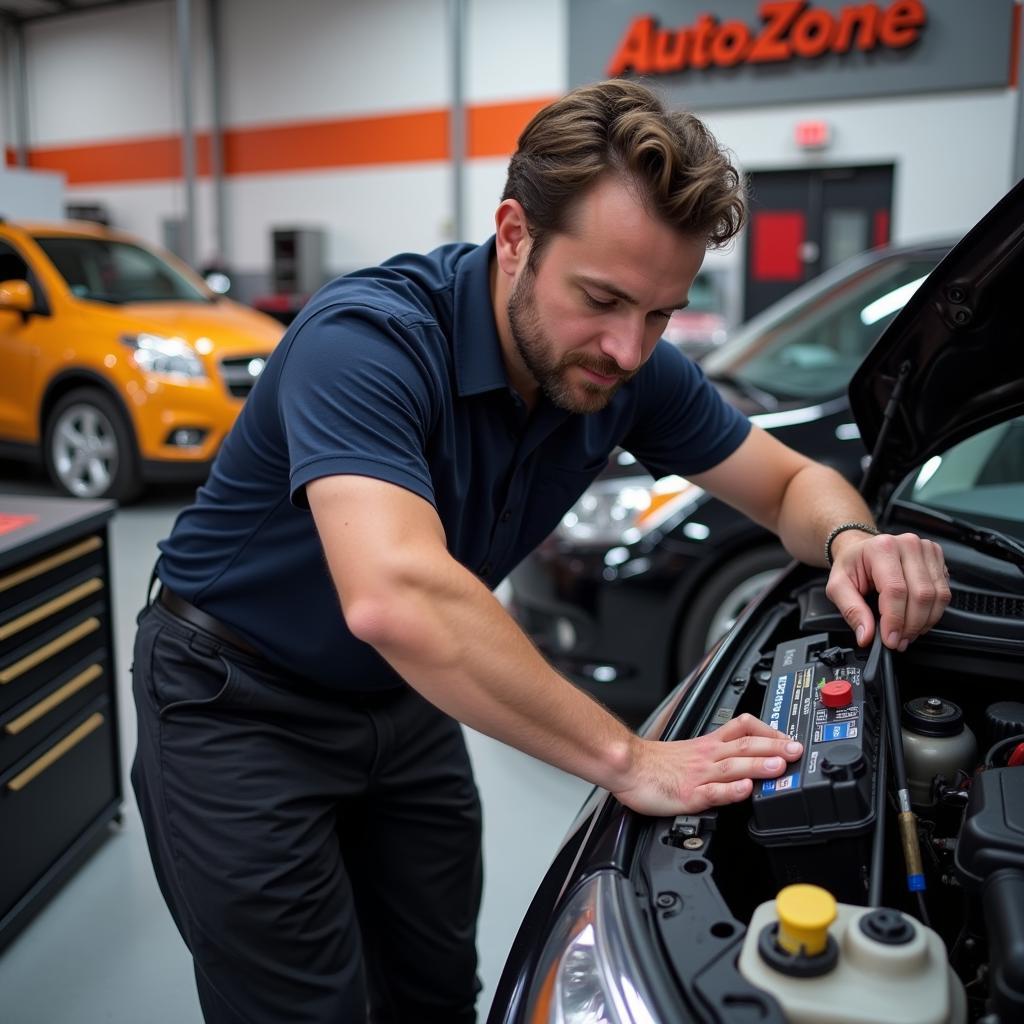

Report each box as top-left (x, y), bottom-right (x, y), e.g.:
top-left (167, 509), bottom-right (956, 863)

top-left (488, 182), bottom-right (1024, 1023)
top-left (509, 239), bottom-right (950, 721)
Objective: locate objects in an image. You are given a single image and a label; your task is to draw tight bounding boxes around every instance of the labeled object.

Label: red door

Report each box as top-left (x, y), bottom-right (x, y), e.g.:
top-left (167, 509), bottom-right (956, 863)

top-left (744, 166), bottom-right (893, 320)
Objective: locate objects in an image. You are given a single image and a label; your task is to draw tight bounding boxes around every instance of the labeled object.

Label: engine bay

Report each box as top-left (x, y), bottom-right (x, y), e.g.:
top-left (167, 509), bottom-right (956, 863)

top-left (640, 578), bottom-right (1024, 1024)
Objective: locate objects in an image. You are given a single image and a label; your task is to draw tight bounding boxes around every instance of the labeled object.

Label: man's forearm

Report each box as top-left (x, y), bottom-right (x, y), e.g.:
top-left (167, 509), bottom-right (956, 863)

top-left (346, 549), bottom-right (640, 792)
top-left (773, 462), bottom-right (875, 566)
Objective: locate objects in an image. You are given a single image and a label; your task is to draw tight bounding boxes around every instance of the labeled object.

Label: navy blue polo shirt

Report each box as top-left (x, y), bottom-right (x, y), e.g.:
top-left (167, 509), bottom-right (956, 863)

top-left (157, 238), bottom-right (749, 691)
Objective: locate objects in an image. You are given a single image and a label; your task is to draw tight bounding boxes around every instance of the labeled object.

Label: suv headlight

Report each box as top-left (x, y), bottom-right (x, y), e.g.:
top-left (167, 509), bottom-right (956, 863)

top-left (525, 871), bottom-right (660, 1023)
top-left (122, 332), bottom-right (206, 379)
top-left (556, 475), bottom-right (704, 548)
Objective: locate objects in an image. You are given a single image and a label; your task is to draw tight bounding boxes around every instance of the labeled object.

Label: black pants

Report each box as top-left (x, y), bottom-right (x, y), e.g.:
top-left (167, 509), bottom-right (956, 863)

top-left (131, 599), bottom-right (483, 1023)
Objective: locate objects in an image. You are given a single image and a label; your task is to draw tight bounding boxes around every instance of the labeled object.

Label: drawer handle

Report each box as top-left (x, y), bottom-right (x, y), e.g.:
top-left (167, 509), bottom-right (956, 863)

top-left (0, 536), bottom-right (103, 594)
top-left (6, 712), bottom-right (105, 792)
top-left (0, 577), bottom-right (104, 641)
top-left (0, 617), bottom-right (101, 685)
top-left (4, 664), bottom-right (103, 735)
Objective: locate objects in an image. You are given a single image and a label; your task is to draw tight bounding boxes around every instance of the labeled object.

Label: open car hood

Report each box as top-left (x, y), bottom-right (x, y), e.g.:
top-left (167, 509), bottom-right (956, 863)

top-left (850, 178), bottom-right (1024, 508)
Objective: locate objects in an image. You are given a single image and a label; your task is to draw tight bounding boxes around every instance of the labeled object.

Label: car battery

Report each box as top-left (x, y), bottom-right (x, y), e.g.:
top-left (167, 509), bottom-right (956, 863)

top-left (748, 633), bottom-right (879, 903)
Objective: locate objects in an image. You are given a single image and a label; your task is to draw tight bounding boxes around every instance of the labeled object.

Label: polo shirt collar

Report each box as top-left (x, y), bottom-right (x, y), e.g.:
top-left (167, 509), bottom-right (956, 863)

top-left (452, 236), bottom-right (510, 397)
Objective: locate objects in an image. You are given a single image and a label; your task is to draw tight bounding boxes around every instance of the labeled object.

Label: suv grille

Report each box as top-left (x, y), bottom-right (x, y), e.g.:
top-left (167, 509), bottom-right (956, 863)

top-left (219, 355), bottom-right (267, 399)
top-left (950, 587), bottom-right (1024, 620)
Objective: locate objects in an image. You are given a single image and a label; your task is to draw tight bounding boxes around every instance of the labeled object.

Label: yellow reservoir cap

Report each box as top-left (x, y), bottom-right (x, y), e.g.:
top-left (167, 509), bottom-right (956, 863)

top-left (775, 884), bottom-right (838, 957)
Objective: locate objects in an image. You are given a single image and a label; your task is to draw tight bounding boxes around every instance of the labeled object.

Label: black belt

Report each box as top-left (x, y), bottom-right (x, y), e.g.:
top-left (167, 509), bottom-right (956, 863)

top-left (157, 586), bottom-right (259, 657)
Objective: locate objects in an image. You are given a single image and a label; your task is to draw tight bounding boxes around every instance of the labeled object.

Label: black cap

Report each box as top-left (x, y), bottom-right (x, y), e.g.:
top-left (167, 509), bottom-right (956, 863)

top-left (903, 696), bottom-right (963, 738)
top-left (860, 909), bottom-right (915, 945)
top-left (984, 702), bottom-right (1024, 746)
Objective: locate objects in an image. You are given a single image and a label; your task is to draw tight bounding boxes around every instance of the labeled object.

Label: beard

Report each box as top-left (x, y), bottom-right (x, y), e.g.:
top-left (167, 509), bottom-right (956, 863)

top-left (507, 265), bottom-right (635, 414)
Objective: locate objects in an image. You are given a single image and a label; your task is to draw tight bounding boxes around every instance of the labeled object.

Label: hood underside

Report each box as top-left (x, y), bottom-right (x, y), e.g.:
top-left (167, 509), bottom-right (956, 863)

top-left (850, 179), bottom-right (1024, 506)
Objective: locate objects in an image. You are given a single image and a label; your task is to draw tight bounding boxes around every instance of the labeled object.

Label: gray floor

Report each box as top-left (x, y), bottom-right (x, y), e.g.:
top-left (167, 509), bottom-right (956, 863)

top-left (0, 464), bottom-right (590, 1023)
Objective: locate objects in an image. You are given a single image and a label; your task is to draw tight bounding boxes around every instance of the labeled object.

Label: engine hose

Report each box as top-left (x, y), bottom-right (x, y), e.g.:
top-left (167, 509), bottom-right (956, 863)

top-left (866, 627), bottom-right (929, 913)
top-left (868, 707), bottom-right (888, 908)
top-left (985, 732), bottom-right (1024, 768)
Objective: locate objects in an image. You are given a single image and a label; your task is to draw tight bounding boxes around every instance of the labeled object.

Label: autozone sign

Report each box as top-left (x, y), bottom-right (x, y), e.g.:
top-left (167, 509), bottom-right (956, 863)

top-left (607, 1), bottom-right (928, 76)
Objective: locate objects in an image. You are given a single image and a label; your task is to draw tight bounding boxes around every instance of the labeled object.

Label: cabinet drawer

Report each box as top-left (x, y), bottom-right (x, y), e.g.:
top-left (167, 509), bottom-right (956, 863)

top-left (0, 699), bottom-right (117, 923)
top-left (0, 658), bottom-right (109, 771)
top-left (0, 536), bottom-right (105, 615)
top-left (0, 569), bottom-right (107, 663)
top-left (0, 607), bottom-right (108, 717)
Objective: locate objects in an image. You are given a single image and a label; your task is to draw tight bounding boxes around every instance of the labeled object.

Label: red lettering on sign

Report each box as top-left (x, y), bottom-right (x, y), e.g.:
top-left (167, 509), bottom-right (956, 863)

top-left (791, 7), bottom-right (837, 58)
top-left (748, 1), bottom-right (804, 63)
top-left (653, 27), bottom-right (690, 73)
top-left (606, 0), bottom-right (926, 77)
top-left (712, 21), bottom-right (754, 66)
top-left (691, 13), bottom-right (718, 69)
top-left (880, 0), bottom-right (927, 48)
top-left (832, 4), bottom-right (881, 53)
top-left (607, 16), bottom-right (656, 77)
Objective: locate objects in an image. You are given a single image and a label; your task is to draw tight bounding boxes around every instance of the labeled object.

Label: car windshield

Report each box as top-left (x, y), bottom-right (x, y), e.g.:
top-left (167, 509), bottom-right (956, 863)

top-left (702, 253), bottom-right (942, 402)
top-left (33, 235), bottom-right (210, 304)
top-left (896, 416), bottom-right (1024, 542)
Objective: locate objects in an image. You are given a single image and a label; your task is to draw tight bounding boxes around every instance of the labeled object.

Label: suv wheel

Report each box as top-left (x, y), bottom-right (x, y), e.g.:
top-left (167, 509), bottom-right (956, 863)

top-left (676, 546), bottom-right (791, 675)
top-left (44, 388), bottom-right (141, 502)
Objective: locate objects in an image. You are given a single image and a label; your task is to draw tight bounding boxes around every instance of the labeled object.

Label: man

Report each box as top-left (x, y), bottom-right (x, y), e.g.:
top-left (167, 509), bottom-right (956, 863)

top-left (132, 80), bottom-right (950, 1023)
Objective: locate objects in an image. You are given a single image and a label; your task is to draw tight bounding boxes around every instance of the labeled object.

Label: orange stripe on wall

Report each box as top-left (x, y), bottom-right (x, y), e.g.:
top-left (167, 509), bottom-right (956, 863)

top-left (468, 97), bottom-right (552, 157)
top-left (223, 108), bottom-right (449, 174)
top-left (30, 134), bottom-right (185, 184)
top-left (22, 97), bottom-right (558, 187)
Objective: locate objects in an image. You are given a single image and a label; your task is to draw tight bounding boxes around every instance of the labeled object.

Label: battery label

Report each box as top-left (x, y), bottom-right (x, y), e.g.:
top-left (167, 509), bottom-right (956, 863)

top-left (821, 722), bottom-right (859, 742)
top-left (759, 665), bottom-right (815, 796)
top-left (762, 772), bottom-right (800, 794)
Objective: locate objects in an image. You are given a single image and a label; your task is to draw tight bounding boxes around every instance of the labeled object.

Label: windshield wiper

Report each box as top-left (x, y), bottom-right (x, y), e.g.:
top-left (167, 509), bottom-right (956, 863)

top-left (892, 503), bottom-right (1024, 575)
top-left (706, 373), bottom-right (780, 410)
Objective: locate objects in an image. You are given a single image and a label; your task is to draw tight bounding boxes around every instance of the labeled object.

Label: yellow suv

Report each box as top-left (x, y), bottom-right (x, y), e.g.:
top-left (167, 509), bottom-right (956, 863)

top-left (0, 219), bottom-right (283, 501)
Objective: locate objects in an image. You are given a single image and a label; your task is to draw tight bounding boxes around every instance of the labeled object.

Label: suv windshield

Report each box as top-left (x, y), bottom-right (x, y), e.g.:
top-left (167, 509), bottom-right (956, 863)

top-left (703, 253), bottom-right (942, 402)
top-left (897, 416), bottom-right (1024, 542)
top-left (34, 236), bottom-right (210, 304)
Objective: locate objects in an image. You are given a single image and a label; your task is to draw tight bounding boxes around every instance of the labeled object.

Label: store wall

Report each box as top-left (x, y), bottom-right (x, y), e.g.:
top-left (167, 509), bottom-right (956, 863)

top-left (4, 0), bottom-right (1020, 298)
top-left (11, 0), bottom-right (563, 294)
top-left (708, 91), bottom-right (1014, 244)
top-left (0, 167), bottom-right (65, 219)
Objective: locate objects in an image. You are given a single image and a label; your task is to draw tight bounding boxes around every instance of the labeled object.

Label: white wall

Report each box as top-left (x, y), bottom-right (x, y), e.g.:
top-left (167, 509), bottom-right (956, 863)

top-left (0, 166), bottom-right (65, 219)
top-left (17, 0), bottom-right (567, 276)
top-left (10, 0), bottom-right (1021, 288)
top-left (464, 0), bottom-right (568, 243)
top-left (706, 90), bottom-right (1016, 245)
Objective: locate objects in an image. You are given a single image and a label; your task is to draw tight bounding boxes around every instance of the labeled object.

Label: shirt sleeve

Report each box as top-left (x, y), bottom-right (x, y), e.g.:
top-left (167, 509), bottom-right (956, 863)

top-left (277, 303), bottom-right (441, 509)
top-left (624, 341), bottom-right (751, 478)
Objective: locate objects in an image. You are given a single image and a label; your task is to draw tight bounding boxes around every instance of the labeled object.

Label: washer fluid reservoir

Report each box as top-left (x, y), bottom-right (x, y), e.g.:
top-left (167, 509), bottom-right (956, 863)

top-left (738, 884), bottom-right (967, 1024)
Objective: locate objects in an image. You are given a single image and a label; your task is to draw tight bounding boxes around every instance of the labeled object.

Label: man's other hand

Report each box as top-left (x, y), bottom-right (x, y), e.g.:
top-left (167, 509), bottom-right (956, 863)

top-left (825, 531), bottom-right (951, 651)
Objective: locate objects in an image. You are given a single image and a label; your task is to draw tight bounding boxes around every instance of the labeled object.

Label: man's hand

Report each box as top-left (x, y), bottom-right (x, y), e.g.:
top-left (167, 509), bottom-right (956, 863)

top-left (612, 714), bottom-right (803, 817)
top-left (825, 531), bottom-right (951, 651)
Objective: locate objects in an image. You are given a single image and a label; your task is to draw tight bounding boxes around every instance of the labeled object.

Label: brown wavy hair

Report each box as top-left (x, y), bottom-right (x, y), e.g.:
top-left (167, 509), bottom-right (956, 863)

top-left (501, 79), bottom-right (746, 270)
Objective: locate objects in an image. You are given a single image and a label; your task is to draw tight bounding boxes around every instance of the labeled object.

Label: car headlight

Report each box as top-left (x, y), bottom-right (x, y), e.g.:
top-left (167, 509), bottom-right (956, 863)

top-left (555, 474), bottom-right (704, 548)
top-left (525, 871), bottom-right (659, 1023)
top-left (122, 332), bottom-right (206, 379)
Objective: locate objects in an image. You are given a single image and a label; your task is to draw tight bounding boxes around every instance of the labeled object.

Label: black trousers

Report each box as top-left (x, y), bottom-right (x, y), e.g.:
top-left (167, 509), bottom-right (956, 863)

top-left (131, 599), bottom-right (483, 1023)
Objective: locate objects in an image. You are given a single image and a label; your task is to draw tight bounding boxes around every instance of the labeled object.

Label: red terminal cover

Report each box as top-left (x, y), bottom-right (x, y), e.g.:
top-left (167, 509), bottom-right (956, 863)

top-left (821, 680), bottom-right (853, 709)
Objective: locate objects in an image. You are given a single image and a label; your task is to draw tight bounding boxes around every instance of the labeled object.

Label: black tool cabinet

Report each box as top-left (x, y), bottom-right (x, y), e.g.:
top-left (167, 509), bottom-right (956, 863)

top-left (0, 496), bottom-right (122, 951)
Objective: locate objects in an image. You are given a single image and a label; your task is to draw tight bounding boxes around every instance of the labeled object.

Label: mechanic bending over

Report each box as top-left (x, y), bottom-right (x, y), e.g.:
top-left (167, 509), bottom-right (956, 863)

top-left (131, 79), bottom-right (952, 1023)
